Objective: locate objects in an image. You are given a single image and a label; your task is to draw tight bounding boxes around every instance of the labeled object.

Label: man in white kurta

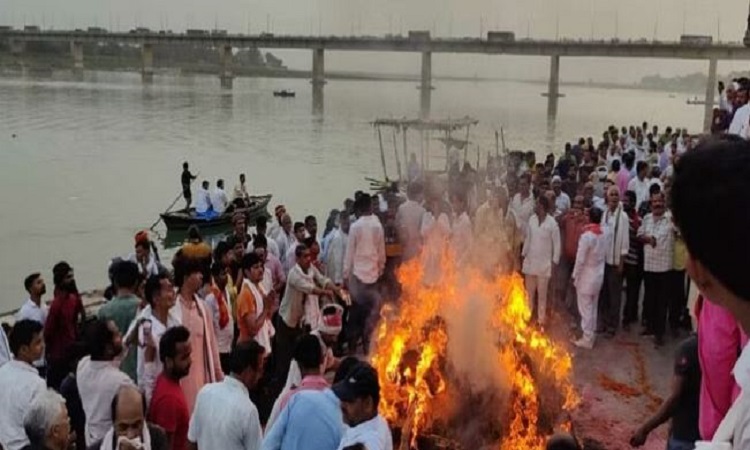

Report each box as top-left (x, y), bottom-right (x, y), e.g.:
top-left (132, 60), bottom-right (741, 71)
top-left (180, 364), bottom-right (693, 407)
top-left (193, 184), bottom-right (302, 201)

top-left (324, 212), bottom-right (350, 285)
top-left (522, 196), bottom-right (561, 327)
top-left (572, 208), bottom-right (607, 349)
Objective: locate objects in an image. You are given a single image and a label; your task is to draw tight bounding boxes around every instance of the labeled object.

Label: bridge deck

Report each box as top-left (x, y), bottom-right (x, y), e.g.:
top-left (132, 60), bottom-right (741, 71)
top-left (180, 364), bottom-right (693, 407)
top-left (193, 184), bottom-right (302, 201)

top-left (2, 30), bottom-right (750, 60)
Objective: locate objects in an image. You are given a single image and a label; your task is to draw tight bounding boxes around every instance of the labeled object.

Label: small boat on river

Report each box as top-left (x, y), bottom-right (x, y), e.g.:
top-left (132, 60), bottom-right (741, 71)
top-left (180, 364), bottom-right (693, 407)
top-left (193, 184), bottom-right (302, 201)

top-left (273, 90), bottom-right (296, 98)
top-left (160, 194), bottom-right (272, 230)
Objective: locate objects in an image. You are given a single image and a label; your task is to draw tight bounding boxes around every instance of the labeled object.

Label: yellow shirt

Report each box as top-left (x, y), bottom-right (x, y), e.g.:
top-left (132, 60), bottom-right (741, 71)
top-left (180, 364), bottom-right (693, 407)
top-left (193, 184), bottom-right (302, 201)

top-left (673, 235), bottom-right (688, 271)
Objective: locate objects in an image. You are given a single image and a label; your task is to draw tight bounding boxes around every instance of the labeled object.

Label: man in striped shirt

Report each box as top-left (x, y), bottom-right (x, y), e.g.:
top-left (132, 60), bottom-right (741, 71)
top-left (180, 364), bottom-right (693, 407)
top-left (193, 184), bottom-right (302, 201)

top-left (622, 190), bottom-right (644, 331)
top-left (637, 192), bottom-right (674, 347)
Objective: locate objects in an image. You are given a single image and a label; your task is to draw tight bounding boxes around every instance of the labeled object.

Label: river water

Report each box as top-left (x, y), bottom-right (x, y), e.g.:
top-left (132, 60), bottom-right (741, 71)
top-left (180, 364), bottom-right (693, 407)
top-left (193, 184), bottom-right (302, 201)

top-left (0, 71), bottom-right (702, 313)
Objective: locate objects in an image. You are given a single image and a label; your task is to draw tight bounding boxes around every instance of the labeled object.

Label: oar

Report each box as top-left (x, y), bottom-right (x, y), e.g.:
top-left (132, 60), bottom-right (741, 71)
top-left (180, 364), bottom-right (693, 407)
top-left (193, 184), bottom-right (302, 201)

top-left (149, 172), bottom-right (201, 231)
top-left (149, 191), bottom-right (183, 231)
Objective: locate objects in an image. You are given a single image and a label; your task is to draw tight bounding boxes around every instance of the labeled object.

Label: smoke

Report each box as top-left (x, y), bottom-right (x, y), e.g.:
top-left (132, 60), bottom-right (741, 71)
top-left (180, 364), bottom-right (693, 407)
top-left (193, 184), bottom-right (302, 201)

top-left (441, 285), bottom-right (510, 394)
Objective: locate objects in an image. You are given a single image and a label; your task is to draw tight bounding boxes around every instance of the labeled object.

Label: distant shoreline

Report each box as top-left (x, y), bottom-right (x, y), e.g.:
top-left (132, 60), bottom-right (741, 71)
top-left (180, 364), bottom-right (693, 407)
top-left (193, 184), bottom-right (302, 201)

top-left (0, 54), bottom-right (700, 94)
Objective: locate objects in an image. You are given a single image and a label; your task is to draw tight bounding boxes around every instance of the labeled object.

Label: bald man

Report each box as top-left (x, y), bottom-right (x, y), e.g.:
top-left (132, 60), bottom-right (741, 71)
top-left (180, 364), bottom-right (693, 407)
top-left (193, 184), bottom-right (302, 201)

top-left (93, 385), bottom-right (168, 450)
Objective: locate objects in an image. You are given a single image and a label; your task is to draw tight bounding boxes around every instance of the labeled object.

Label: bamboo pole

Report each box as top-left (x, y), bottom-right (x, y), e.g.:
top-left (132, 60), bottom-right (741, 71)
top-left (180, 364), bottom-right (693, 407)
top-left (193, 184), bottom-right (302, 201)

top-left (402, 126), bottom-right (409, 180)
top-left (500, 127), bottom-right (507, 154)
top-left (377, 126), bottom-right (389, 180)
top-left (463, 125), bottom-right (471, 164)
top-left (495, 130), bottom-right (500, 157)
top-left (392, 128), bottom-right (403, 180)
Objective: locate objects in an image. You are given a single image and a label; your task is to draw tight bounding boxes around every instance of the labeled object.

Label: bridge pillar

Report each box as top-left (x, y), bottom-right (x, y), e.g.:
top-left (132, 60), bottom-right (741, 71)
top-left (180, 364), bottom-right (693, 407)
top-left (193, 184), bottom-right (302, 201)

top-left (9, 39), bottom-right (25, 56)
top-left (420, 52), bottom-right (432, 119)
top-left (312, 48), bottom-right (325, 114)
top-left (141, 43), bottom-right (154, 84)
top-left (703, 57), bottom-right (718, 133)
top-left (71, 41), bottom-right (84, 74)
top-left (546, 55), bottom-right (561, 121)
top-left (9, 40), bottom-right (25, 73)
top-left (219, 44), bottom-right (234, 89)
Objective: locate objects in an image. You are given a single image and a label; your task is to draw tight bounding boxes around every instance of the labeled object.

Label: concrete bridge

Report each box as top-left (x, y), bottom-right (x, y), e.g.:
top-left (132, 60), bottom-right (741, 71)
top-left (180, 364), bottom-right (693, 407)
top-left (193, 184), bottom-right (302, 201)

top-left (3, 29), bottom-right (748, 127)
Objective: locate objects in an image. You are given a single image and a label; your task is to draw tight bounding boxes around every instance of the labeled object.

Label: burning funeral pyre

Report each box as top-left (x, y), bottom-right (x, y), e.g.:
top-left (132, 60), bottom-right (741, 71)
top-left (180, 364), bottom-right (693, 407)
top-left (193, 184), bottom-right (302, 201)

top-left (371, 246), bottom-right (579, 450)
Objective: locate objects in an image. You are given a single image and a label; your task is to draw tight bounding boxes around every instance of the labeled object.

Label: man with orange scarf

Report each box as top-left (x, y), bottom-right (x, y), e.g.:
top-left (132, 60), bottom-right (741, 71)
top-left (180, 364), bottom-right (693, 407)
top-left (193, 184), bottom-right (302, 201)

top-left (205, 262), bottom-right (235, 374)
top-left (571, 207), bottom-right (607, 349)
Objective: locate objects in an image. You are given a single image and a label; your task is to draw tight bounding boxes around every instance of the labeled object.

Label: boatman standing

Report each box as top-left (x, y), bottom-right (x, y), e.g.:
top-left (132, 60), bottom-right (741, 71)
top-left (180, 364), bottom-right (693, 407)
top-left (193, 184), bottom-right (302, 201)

top-left (182, 162), bottom-right (197, 211)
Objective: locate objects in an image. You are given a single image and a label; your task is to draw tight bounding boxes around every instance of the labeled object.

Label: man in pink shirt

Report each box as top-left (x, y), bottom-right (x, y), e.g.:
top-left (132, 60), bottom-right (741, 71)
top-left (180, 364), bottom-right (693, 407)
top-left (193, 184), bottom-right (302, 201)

top-left (616, 154), bottom-right (633, 196)
top-left (173, 259), bottom-right (224, 413)
top-left (697, 296), bottom-right (747, 439)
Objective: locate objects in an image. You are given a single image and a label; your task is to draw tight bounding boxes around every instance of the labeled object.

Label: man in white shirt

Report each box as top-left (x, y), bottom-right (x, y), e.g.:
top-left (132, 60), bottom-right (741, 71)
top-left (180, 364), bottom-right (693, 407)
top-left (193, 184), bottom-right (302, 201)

top-left (324, 211), bottom-right (350, 285)
top-left (637, 192), bottom-right (674, 348)
top-left (551, 176), bottom-right (570, 217)
top-left (522, 195), bottom-right (561, 328)
top-left (195, 180), bottom-right (213, 215)
top-left (669, 139), bottom-right (750, 448)
top-left (627, 161), bottom-right (651, 212)
top-left (205, 262), bottom-right (235, 372)
top-left (728, 83), bottom-right (750, 136)
top-left (268, 205), bottom-right (287, 242)
top-left (188, 341), bottom-right (266, 450)
top-left (284, 222), bottom-right (308, 274)
top-left (333, 362), bottom-right (393, 450)
top-left (572, 208), bottom-right (607, 349)
top-left (599, 186), bottom-right (630, 338)
top-left (0, 326), bottom-right (10, 366)
top-left (275, 213), bottom-right (295, 266)
top-left (395, 182), bottom-right (426, 261)
top-left (210, 179), bottom-right (230, 215)
top-left (233, 173), bottom-right (250, 205)
top-left (255, 216), bottom-right (280, 259)
top-left (77, 318), bottom-right (134, 447)
top-left (510, 174), bottom-right (535, 242)
top-left (129, 272), bottom-right (180, 404)
top-left (276, 245), bottom-right (338, 383)
top-left (0, 320), bottom-right (47, 450)
top-left (344, 194), bottom-right (386, 353)
top-left (17, 273), bottom-right (48, 325)
top-left (17, 272), bottom-right (48, 372)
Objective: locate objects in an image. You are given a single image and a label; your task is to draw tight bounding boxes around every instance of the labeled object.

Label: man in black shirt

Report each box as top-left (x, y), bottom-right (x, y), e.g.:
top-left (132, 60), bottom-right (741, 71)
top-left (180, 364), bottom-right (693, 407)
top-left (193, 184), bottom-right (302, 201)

top-left (181, 162), bottom-right (197, 211)
top-left (630, 335), bottom-right (700, 449)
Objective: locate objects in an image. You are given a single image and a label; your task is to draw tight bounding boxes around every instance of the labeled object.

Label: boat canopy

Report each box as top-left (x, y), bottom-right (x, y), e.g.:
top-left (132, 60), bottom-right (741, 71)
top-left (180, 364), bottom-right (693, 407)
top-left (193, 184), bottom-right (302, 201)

top-left (370, 116), bottom-right (480, 183)
top-left (371, 116), bottom-right (479, 132)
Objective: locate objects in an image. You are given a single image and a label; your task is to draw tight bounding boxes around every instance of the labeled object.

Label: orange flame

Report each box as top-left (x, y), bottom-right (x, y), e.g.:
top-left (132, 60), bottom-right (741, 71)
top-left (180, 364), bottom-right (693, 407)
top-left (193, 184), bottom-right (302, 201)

top-left (371, 242), bottom-right (578, 449)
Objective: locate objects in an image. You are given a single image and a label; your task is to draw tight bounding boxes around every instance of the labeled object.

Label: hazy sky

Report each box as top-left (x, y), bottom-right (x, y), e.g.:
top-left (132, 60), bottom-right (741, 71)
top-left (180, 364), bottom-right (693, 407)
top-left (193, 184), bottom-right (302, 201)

top-left (2, 0), bottom-right (750, 83)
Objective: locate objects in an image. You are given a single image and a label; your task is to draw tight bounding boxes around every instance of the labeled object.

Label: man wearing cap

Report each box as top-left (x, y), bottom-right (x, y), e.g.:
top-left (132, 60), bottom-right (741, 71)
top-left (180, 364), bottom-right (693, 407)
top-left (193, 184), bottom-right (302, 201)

top-left (334, 362), bottom-right (393, 450)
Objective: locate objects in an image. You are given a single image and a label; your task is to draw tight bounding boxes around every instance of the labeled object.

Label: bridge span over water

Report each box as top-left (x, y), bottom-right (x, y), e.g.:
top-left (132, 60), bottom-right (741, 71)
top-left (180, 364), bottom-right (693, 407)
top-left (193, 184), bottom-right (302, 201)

top-left (3, 29), bottom-right (746, 128)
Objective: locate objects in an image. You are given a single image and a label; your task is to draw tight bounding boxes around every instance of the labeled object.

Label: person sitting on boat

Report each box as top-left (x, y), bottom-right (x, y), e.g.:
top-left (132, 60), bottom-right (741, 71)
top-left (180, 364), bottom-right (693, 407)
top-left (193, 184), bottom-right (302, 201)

top-left (232, 173), bottom-right (251, 208)
top-left (195, 180), bottom-right (214, 216)
top-left (181, 162), bottom-right (197, 211)
top-left (210, 179), bottom-right (230, 215)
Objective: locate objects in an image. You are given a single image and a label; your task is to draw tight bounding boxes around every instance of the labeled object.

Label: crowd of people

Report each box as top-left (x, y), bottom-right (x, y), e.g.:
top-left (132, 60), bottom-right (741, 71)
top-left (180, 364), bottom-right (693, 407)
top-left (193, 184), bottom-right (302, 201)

top-left (0, 189), bottom-right (395, 449)
top-left (2, 113), bottom-right (750, 450)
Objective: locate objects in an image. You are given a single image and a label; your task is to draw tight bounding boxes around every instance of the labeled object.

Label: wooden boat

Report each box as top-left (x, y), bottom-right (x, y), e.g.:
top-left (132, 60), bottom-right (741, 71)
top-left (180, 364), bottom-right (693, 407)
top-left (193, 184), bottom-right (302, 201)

top-left (160, 194), bottom-right (272, 230)
top-left (273, 90), bottom-right (296, 98)
top-left (686, 96), bottom-right (715, 106)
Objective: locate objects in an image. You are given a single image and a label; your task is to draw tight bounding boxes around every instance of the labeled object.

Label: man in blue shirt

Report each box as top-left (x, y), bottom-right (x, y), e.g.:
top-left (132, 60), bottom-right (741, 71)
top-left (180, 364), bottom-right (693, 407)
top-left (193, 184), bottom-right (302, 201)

top-left (262, 388), bottom-right (344, 450)
top-left (262, 358), bottom-right (361, 450)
